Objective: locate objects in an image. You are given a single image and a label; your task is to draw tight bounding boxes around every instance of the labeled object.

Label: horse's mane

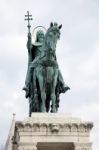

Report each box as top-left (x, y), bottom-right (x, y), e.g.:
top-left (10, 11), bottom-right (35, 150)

top-left (43, 23), bottom-right (61, 50)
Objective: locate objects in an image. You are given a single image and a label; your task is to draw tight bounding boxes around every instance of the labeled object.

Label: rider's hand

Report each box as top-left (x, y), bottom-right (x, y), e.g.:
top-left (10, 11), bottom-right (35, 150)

top-left (28, 33), bottom-right (31, 39)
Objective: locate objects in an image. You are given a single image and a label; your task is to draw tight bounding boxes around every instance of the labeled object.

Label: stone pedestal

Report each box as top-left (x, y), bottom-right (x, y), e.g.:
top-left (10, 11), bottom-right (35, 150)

top-left (8, 113), bottom-right (93, 150)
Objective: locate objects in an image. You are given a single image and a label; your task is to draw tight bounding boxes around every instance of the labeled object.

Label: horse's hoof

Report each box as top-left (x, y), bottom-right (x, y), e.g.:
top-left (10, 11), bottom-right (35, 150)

top-left (41, 106), bottom-right (46, 112)
top-left (51, 108), bottom-right (56, 113)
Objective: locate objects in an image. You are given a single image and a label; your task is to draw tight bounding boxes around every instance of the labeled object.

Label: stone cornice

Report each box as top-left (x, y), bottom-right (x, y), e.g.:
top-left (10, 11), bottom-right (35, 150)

top-left (15, 121), bottom-right (93, 133)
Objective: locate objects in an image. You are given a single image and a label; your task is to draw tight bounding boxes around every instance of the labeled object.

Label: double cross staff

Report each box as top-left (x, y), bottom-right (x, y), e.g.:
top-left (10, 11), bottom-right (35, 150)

top-left (25, 11), bottom-right (33, 34)
top-left (25, 11), bottom-right (33, 64)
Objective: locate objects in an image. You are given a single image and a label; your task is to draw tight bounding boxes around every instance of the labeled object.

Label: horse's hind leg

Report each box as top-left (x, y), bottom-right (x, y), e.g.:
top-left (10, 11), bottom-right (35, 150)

top-left (46, 94), bottom-right (50, 112)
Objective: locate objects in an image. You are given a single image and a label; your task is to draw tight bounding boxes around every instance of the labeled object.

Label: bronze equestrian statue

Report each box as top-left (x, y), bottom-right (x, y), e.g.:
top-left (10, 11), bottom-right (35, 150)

top-left (24, 12), bottom-right (70, 116)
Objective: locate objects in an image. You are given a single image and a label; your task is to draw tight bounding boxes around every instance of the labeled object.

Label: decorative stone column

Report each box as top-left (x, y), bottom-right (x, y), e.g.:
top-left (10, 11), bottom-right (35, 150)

top-left (4, 114), bottom-right (16, 150)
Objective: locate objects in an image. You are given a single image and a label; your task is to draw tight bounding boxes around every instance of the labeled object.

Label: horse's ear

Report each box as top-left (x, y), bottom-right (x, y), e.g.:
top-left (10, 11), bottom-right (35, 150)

top-left (50, 22), bottom-right (53, 27)
top-left (58, 24), bottom-right (62, 29)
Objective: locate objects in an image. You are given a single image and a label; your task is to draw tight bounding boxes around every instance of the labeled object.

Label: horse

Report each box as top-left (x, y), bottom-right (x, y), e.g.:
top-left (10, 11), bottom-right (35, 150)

top-left (30, 22), bottom-right (62, 115)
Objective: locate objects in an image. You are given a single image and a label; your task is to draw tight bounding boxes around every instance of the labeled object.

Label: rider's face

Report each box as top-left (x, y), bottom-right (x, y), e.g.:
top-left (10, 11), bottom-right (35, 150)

top-left (37, 33), bottom-right (44, 43)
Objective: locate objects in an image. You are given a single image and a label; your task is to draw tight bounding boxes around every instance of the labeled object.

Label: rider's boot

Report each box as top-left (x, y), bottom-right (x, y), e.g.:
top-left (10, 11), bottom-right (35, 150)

top-left (23, 86), bottom-right (30, 98)
top-left (60, 84), bottom-right (70, 93)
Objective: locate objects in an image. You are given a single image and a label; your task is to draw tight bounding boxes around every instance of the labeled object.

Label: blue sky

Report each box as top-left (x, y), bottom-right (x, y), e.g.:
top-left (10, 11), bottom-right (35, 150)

top-left (0, 0), bottom-right (99, 149)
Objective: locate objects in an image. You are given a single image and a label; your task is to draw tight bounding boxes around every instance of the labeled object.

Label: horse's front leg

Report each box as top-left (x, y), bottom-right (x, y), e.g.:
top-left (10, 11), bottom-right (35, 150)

top-left (51, 68), bottom-right (58, 113)
top-left (41, 86), bottom-right (46, 112)
top-left (38, 70), bottom-right (46, 112)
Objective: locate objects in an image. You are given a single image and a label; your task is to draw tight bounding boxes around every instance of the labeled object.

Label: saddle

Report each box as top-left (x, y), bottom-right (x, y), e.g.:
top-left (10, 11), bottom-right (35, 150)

top-left (40, 60), bottom-right (58, 67)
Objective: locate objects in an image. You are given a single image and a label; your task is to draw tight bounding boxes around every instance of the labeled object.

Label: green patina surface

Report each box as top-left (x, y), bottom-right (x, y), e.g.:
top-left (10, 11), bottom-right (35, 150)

top-left (24, 11), bottom-right (70, 116)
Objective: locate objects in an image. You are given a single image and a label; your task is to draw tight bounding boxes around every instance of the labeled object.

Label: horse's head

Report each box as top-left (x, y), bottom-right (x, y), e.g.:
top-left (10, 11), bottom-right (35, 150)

top-left (44, 22), bottom-right (62, 51)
